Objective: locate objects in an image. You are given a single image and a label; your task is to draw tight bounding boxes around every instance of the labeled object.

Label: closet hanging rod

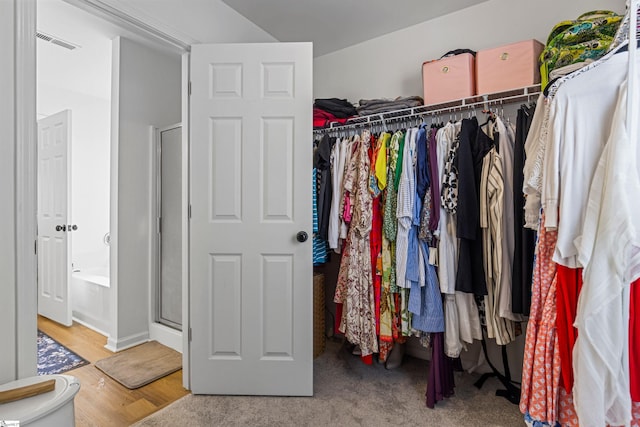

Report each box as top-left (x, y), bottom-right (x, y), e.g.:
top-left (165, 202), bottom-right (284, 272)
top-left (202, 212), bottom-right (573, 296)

top-left (313, 84), bottom-right (541, 134)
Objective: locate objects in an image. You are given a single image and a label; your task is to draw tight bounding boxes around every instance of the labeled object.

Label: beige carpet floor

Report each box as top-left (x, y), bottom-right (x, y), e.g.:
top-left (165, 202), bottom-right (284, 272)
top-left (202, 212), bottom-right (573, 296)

top-left (133, 339), bottom-right (524, 426)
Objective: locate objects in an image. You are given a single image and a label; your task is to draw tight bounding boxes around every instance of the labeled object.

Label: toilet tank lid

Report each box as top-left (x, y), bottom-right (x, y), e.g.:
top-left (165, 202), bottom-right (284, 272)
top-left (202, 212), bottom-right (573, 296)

top-left (0, 375), bottom-right (80, 423)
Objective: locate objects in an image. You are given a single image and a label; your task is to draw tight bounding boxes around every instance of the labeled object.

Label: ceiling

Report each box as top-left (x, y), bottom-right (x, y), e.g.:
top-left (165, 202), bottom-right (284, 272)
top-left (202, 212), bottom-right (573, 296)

top-left (220, 0), bottom-right (490, 56)
top-left (35, 0), bottom-right (489, 103)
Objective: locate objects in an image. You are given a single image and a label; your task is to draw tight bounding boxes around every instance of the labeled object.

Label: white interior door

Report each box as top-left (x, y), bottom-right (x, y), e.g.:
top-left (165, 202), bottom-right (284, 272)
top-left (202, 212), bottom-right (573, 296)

top-left (37, 110), bottom-right (72, 327)
top-left (189, 43), bottom-right (313, 395)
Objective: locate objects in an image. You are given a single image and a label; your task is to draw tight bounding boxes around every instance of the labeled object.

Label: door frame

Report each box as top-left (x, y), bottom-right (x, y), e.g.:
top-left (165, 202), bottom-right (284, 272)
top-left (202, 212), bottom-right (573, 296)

top-left (15, 0), bottom-right (38, 380)
top-left (149, 122), bottom-right (184, 354)
top-left (14, 0), bottom-right (192, 387)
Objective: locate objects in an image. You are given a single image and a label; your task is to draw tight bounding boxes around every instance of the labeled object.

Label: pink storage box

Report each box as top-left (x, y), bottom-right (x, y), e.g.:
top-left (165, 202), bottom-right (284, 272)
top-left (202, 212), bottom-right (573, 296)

top-left (422, 53), bottom-right (475, 105)
top-left (475, 39), bottom-right (544, 95)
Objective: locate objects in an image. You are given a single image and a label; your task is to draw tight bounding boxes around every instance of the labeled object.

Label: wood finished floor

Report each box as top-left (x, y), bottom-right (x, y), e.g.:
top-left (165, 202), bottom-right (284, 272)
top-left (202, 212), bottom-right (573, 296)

top-left (38, 316), bottom-right (190, 426)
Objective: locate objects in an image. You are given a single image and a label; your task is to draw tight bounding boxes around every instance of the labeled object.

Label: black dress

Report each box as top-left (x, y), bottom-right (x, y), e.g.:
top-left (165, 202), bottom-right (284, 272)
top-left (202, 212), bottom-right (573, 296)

top-left (511, 105), bottom-right (536, 315)
top-left (455, 118), bottom-right (492, 296)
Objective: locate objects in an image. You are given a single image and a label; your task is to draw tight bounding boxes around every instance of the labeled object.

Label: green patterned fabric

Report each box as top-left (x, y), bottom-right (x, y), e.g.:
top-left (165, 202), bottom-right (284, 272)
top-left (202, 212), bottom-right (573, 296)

top-left (541, 11), bottom-right (622, 88)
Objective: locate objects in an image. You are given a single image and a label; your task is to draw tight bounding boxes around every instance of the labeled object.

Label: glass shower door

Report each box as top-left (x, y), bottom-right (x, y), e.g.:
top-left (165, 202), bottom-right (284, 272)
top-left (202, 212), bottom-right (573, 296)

top-left (157, 125), bottom-right (182, 330)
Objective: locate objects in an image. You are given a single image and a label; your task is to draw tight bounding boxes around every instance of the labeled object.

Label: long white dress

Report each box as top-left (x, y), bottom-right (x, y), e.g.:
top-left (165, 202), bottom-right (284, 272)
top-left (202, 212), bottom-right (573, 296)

top-left (574, 80), bottom-right (640, 427)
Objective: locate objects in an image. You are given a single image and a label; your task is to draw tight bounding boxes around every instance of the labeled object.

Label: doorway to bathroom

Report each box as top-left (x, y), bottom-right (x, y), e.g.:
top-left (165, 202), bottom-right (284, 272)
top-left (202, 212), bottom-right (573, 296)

top-left (36, 0), bottom-right (184, 354)
top-left (37, 0), bottom-right (112, 334)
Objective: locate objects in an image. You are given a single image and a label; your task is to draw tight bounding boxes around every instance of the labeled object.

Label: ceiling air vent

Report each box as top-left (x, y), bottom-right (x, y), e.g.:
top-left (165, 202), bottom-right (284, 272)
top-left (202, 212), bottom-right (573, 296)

top-left (36, 32), bottom-right (53, 42)
top-left (36, 31), bottom-right (80, 50)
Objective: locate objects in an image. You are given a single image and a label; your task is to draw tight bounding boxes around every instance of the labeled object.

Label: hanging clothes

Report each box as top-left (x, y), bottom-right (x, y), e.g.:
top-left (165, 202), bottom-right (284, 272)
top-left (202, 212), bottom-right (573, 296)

top-left (555, 265), bottom-right (582, 393)
top-left (396, 128), bottom-right (417, 291)
top-left (427, 128), bottom-right (441, 234)
top-left (520, 213), bottom-right (560, 424)
top-left (542, 52), bottom-right (633, 269)
top-left (369, 136), bottom-right (384, 340)
top-left (520, 36), bottom-right (640, 425)
top-left (334, 131), bottom-right (378, 357)
top-left (313, 87), bottom-right (542, 412)
top-left (631, 279), bottom-right (640, 403)
top-left (455, 118), bottom-right (488, 296)
top-left (409, 257), bottom-right (444, 334)
top-left (314, 134), bottom-right (334, 241)
top-left (435, 123), bottom-right (463, 358)
top-left (312, 168), bottom-right (328, 265)
top-left (425, 332), bottom-right (455, 409)
top-left (495, 117), bottom-right (523, 323)
top-left (479, 144), bottom-right (516, 345)
top-left (573, 80), bottom-right (639, 427)
top-left (512, 104), bottom-right (536, 315)
top-left (328, 137), bottom-right (344, 251)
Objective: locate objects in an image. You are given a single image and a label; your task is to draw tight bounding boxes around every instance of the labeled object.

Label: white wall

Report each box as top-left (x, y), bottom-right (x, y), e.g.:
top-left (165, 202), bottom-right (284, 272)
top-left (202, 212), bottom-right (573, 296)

top-left (108, 36), bottom-right (181, 351)
top-left (0, 0), bottom-right (18, 385)
top-left (314, 0), bottom-right (626, 101)
top-left (37, 84), bottom-right (111, 271)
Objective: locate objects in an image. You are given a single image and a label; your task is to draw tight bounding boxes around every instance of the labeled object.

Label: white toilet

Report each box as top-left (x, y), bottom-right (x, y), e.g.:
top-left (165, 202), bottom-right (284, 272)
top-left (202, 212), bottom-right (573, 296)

top-left (0, 375), bottom-right (80, 426)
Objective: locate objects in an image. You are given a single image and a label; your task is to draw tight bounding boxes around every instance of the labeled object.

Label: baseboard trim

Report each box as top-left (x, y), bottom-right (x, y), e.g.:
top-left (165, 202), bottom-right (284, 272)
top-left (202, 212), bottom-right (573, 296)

top-left (105, 331), bottom-right (149, 352)
top-left (149, 322), bottom-right (182, 353)
top-left (72, 315), bottom-right (109, 338)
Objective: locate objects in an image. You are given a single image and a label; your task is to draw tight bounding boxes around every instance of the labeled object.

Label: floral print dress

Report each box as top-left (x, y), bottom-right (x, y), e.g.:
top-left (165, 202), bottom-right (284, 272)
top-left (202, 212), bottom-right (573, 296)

top-left (334, 130), bottom-right (378, 357)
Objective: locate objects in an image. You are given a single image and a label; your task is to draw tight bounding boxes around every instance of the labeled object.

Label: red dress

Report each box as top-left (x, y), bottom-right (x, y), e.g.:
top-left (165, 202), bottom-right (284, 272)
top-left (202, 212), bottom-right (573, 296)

top-left (555, 265), bottom-right (583, 392)
top-left (631, 279), bottom-right (640, 402)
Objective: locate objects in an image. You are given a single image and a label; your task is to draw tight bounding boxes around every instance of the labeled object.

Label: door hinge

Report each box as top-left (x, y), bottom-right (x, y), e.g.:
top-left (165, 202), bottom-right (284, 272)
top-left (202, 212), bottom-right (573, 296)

top-left (188, 81), bottom-right (192, 96)
top-left (158, 217), bottom-right (162, 234)
top-left (188, 327), bottom-right (192, 342)
top-left (188, 204), bottom-right (192, 219)
top-left (34, 239), bottom-right (37, 255)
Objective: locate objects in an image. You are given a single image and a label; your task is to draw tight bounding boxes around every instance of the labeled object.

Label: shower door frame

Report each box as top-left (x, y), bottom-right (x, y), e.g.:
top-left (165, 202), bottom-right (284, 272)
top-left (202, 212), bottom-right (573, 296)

top-left (153, 123), bottom-right (183, 332)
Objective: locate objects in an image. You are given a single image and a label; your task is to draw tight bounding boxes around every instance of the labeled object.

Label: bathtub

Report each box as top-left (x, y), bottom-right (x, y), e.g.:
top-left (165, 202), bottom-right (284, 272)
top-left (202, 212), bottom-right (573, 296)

top-left (71, 267), bottom-right (110, 336)
top-left (72, 267), bottom-right (109, 288)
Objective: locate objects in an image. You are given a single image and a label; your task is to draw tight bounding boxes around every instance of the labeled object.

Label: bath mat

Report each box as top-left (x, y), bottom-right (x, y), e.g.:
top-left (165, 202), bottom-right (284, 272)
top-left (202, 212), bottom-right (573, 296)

top-left (37, 330), bottom-right (90, 375)
top-left (95, 341), bottom-right (181, 389)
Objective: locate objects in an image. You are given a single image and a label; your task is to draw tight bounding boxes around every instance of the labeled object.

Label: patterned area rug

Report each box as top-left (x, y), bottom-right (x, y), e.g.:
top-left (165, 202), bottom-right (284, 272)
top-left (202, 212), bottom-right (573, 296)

top-left (37, 330), bottom-right (90, 375)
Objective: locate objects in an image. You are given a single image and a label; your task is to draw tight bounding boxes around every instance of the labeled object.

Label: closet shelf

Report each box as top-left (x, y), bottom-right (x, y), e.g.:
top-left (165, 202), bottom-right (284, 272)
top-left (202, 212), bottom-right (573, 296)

top-left (314, 84), bottom-right (541, 133)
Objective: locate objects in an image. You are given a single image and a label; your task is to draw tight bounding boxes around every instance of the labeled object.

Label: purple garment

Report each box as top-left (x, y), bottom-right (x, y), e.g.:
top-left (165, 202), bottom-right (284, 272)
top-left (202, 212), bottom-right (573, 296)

top-left (426, 332), bottom-right (455, 408)
top-left (428, 129), bottom-right (440, 233)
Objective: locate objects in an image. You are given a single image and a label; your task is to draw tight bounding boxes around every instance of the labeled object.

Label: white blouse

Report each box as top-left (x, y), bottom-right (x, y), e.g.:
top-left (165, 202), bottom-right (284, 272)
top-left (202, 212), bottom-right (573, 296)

top-left (542, 52), bottom-right (638, 268)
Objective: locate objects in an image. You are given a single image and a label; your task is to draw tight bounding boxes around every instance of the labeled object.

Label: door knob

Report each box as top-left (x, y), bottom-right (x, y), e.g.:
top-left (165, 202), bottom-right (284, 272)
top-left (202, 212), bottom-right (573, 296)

top-left (56, 225), bottom-right (66, 232)
top-left (296, 231), bottom-right (308, 243)
top-left (68, 224), bottom-right (78, 231)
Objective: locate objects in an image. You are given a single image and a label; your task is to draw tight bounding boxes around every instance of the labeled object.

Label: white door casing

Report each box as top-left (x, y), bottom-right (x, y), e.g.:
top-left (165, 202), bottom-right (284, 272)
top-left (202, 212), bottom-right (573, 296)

top-left (37, 110), bottom-right (72, 327)
top-left (189, 43), bottom-right (313, 395)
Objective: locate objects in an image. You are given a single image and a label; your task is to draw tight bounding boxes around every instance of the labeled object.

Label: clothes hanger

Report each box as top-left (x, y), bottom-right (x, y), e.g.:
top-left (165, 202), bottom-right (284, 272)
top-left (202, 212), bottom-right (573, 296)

top-left (479, 107), bottom-right (496, 128)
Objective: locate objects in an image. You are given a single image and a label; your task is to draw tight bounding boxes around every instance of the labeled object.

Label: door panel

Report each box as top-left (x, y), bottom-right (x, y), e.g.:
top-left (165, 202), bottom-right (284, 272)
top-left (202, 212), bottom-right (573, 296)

top-left (37, 110), bottom-right (72, 327)
top-left (190, 43), bottom-right (312, 396)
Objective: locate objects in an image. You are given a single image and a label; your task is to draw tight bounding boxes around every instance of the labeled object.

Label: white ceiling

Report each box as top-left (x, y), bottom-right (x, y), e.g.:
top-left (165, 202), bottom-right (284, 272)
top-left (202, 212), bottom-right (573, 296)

top-left (36, 0), bottom-right (489, 103)
top-left (220, 0), bottom-right (490, 56)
